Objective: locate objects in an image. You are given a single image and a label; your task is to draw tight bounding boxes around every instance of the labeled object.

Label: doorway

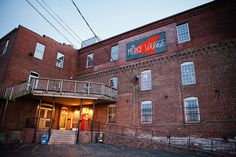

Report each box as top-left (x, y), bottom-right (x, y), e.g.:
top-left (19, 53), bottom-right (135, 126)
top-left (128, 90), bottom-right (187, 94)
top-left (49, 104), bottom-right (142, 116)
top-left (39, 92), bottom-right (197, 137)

top-left (38, 106), bottom-right (53, 129)
top-left (59, 107), bottom-right (68, 130)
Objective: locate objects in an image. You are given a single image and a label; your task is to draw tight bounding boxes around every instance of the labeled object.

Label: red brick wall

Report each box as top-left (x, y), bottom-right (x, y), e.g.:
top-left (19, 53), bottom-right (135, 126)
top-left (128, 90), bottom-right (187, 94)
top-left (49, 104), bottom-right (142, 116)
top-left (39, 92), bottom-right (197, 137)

top-left (0, 29), bottom-right (18, 85)
top-left (77, 1), bottom-right (236, 75)
top-left (2, 25), bottom-right (77, 86)
top-left (74, 1), bottom-right (236, 138)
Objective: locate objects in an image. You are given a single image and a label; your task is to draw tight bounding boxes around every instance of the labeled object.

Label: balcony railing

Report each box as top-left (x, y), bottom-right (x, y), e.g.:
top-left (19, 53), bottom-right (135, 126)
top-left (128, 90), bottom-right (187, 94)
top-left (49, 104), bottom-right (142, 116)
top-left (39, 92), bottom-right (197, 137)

top-left (31, 78), bottom-right (117, 101)
top-left (0, 78), bottom-right (117, 102)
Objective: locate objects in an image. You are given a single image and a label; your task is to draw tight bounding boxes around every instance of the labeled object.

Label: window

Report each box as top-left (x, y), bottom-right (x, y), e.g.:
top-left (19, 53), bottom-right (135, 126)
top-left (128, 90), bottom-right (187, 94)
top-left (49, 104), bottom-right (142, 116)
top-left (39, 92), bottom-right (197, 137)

top-left (111, 45), bottom-right (119, 61)
top-left (176, 23), bottom-right (191, 43)
top-left (2, 40), bottom-right (9, 55)
top-left (28, 71), bottom-right (39, 82)
top-left (141, 101), bottom-right (152, 123)
top-left (34, 42), bottom-right (45, 60)
top-left (181, 62), bottom-right (196, 85)
top-left (184, 97), bottom-right (200, 123)
top-left (109, 77), bottom-right (118, 89)
top-left (107, 105), bottom-right (116, 123)
top-left (141, 70), bottom-right (152, 91)
top-left (86, 53), bottom-right (94, 68)
top-left (28, 71), bottom-right (39, 90)
top-left (56, 52), bottom-right (64, 68)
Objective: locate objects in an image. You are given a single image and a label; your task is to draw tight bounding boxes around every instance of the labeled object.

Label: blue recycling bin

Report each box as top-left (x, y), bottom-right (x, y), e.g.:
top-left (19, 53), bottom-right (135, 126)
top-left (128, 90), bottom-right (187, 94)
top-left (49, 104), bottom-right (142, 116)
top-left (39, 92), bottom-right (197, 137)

top-left (40, 133), bottom-right (49, 144)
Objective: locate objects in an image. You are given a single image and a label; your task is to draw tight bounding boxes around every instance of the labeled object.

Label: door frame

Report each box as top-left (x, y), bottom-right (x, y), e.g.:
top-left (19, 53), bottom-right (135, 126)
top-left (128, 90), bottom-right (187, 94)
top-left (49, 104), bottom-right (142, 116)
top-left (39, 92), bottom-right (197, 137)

top-left (59, 107), bottom-right (68, 130)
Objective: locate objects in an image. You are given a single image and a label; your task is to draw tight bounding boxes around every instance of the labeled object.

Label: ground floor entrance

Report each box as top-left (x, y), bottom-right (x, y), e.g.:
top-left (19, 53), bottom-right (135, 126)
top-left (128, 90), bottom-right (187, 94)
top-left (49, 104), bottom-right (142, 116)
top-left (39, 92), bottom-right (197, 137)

top-left (36, 103), bottom-right (95, 131)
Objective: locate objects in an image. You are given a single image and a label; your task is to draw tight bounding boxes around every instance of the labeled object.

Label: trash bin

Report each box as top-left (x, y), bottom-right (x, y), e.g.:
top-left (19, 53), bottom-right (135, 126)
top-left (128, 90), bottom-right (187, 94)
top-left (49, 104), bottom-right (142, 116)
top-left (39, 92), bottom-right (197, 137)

top-left (96, 132), bottom-right (104, 143)
top-left (40, 133), bottom-right (49, 144)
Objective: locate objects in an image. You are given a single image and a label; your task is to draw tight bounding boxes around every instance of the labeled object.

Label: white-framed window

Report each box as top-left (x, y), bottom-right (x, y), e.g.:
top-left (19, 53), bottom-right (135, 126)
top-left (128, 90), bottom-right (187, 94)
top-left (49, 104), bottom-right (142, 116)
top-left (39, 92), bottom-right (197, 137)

top-left (176, 23), bottom-right (191, 43)
top-left (28, 71), bottom-right (39, 90)
top-left (56, 52), bottom-right (64, 68)
top-left (86, 53), bottom-right (94, 68)
top-left (107, 105), bottom-right (116, 123)
top-left (2, 40), bottom-right (9, 55)
top-left (181, 62), bottom-right (196, 85)
top-left (141, 101), bottom-right (152, 124)
top-left (109, 77), bottom-right (118, 89)
top-left (34, 42), bottom-right (45, 60)
top-left (111, 45), bottom-right (119, 61)
top-left (28, 71), bottom-right (39, 82)
top-left (141, 70), bottom-right (152, 91)
top-left (184, 97), bottom-right (200, 123)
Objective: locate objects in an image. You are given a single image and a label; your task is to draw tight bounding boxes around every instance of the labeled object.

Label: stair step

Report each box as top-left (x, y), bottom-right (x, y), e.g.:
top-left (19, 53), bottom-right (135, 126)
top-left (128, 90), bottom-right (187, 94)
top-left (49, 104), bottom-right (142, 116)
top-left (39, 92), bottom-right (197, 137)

top-left (48, 130), bottom-right (76, 145)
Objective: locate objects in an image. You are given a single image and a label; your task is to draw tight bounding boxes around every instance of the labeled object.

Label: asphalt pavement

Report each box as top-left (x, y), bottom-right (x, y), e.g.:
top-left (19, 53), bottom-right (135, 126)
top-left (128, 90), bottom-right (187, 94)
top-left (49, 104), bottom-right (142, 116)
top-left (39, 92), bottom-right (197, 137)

top-left (0, 143), bottom-right (217, 157)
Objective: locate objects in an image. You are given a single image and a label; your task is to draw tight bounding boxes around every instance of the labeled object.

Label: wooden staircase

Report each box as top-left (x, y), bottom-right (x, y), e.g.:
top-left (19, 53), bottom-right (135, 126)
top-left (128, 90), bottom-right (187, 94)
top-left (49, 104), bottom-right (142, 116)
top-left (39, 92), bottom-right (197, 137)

top-left (48, 129), bottom-right (77, 145)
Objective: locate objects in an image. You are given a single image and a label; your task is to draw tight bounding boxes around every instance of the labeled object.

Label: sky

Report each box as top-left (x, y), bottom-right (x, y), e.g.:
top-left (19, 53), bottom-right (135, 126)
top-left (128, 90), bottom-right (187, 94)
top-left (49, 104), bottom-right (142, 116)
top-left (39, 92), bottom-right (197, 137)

top-left (0, 0), bottom-right (213, 49)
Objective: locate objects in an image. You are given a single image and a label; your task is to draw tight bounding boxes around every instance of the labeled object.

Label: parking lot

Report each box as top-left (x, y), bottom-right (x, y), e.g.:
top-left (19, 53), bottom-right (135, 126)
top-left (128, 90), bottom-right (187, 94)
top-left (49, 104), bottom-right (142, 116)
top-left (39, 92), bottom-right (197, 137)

top-left (0, 143), bottom-right (216, 157)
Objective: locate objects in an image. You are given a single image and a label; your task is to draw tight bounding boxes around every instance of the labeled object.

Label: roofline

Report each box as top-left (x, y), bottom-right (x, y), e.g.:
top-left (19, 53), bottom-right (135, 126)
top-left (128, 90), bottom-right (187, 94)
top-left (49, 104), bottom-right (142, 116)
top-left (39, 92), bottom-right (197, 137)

top-left (0, 27), bottom-right (18, 41)
top-left (78, 0), bottom-right (215, 51)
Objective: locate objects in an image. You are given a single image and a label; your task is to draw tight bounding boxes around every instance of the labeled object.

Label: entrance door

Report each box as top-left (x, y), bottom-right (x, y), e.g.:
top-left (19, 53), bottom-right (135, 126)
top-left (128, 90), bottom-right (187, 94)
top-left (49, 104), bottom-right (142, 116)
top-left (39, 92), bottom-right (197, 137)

top-left (71, 111), bottom-right (80, 130)
top-left (59, 107), bottom-right (68, 130)
top-left (38, 107), bottom-right (52, 129)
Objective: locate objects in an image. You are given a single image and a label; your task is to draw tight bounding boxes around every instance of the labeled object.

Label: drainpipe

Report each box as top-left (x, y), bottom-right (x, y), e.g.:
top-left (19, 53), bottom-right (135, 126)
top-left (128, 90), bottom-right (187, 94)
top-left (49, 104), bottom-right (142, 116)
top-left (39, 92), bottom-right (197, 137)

top-left (1, 99), bottom-right (9, 129)
top-left (49, 97), bottom-right (55, 136)
top-left (76, 99), bottom-right (83, 144)
top-left (32, 99), bottom-right (42, 143)
top-left (91, 102), bottom-right (95, 143)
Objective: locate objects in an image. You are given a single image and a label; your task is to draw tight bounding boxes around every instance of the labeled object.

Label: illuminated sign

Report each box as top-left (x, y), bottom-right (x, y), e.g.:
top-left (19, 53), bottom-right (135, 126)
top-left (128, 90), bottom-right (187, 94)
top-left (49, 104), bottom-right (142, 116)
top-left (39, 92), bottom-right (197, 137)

top-left (126, 32), bottom-right (166, 61)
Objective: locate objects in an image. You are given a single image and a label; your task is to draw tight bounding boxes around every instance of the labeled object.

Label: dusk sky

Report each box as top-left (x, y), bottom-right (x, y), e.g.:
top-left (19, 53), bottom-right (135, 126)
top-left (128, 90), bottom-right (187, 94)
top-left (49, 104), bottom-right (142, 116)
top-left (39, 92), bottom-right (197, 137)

top-left (0, 0), bottom-right (213, 48)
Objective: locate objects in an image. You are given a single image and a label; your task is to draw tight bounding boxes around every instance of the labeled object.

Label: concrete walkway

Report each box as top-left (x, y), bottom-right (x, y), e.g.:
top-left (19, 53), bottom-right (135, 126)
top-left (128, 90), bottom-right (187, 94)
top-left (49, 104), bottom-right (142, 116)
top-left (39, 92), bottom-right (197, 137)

top-left (0, 143), bottom-right (216, 157)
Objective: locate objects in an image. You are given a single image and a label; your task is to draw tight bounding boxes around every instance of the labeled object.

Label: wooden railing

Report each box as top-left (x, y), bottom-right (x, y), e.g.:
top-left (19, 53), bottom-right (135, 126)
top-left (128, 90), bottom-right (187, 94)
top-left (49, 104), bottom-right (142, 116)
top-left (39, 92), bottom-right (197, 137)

top-left (0, 78), bottom-right (118, 102)
top-left (31, 78), bottom-right (117, 101)
top-left (0, 82), bottom-right (31, 100)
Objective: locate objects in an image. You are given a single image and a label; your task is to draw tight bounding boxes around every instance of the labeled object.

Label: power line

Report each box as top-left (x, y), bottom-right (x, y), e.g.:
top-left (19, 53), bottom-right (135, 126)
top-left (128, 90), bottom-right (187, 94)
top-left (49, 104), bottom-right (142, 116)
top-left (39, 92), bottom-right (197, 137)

top-left (40, 0), bottom-right (84, 43)
top-left (35, 0), bottom-right (81, 45)
top-left (70, 0), bottom-right (132, 81)
top-left (26, 0), bottom-right (75, 47)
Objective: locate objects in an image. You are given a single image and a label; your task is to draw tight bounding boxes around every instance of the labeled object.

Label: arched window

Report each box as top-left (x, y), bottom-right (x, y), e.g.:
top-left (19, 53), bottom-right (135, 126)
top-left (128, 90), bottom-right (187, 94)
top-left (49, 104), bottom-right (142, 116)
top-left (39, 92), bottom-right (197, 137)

top-left (181, 62), bottom-right (196, 85)
top-left (184, 97), bottom-right (200, 123)
top-left (109, 77), bottom-right (118, 89)
top-left (141, 70), bottom-right (152, 91)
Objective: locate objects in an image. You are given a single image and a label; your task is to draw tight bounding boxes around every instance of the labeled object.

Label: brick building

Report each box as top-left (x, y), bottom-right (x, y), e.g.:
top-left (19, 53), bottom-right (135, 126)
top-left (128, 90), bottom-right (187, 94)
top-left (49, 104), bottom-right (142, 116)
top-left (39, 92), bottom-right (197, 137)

top-left (0, 0), bottom-right (235, 148)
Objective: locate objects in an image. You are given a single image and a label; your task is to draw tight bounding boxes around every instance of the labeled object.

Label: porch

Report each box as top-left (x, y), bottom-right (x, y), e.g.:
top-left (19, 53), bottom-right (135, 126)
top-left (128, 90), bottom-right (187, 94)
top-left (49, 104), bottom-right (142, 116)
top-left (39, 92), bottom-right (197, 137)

top-left (0, 78), bottom-right (117, 144)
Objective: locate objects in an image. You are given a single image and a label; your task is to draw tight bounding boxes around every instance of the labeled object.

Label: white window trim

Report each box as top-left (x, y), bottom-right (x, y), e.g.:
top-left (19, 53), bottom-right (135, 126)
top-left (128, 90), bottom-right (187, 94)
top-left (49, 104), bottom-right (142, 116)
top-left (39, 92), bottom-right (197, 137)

top-left (141, 70), bottom-right (152, 91)
top-left (111, 45), bottom-right (119, 61)
top-left (181, 62), bottom-right (196, 85)
top-left (28, 71), bottom-right (40, 82)
top-left (107, 105), bottom-right (116, 124)
top-left (34, 42), bottom-right (45, 60)
top-left (184, 97), bottom-right (200, 123)
top-left (86, 53), bottom-right (94, 68)
top-left (176, 23), bottom-right (191, 44)
top-left (56, 52), bottom-right (64, 68)
top-left (1, 40), bottom-right (9, 56)
top-left (109, 77), bottom-right (118, 89)
top-left (141, 101), bottom-right (152, 124)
